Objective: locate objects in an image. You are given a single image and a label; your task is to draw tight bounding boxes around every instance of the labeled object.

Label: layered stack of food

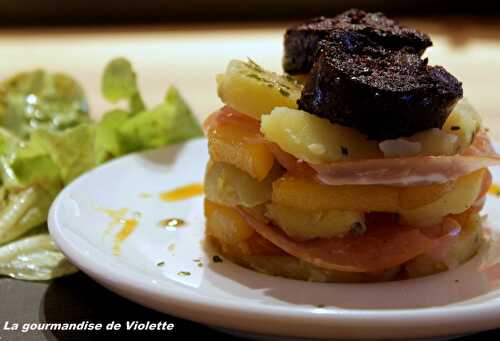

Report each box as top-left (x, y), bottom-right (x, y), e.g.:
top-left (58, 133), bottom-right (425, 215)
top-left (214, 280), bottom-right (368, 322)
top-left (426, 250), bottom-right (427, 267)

top-left (203, 9), bottom-right (500, 282)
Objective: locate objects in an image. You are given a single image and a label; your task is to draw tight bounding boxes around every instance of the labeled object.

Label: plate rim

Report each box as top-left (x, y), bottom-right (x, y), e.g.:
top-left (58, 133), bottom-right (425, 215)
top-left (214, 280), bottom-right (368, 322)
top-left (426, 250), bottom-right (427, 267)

top-left (48, 138), bottom-right (500, 339)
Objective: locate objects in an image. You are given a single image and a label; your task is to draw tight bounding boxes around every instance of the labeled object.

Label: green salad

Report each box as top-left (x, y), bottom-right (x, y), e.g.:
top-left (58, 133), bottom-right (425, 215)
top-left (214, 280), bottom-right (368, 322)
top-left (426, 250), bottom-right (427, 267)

top-left (0, 58), bottom-right (203, 281)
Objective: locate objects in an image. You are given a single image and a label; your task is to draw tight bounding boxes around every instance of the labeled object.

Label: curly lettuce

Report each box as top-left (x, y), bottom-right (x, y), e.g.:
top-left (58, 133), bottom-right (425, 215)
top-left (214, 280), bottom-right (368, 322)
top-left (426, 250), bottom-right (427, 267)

top-left (0, 57), bottom-right (203, 281)
top-left (0, 70), bottom-right (90, 139)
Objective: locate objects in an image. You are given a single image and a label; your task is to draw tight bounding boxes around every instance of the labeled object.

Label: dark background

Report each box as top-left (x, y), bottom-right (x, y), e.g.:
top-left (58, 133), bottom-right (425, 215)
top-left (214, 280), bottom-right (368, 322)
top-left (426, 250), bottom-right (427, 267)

top-left (0, 0), bottom-right (499, 26)
top-left (1, 1), bottom-right (500, 340)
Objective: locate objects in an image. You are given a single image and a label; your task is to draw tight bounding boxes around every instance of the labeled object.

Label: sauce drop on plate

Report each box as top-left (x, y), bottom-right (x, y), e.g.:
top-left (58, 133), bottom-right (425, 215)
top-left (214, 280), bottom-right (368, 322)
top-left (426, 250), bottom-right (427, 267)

top-left (98, 207), bottom-right (129, 235)
top-left (160, 183), bottom-right (203, 201)
top-left (159, 218), bottom-right (186, 228)
top-left (112, 219), bottom-right (139, 256)
top-left (488, 183), bottom-right (500, 196)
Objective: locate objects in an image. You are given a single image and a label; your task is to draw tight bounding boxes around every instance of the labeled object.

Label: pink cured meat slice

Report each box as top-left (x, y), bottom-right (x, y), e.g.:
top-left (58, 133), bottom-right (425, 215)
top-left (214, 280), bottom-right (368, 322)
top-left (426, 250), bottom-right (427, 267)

top-left (238, 208), bottom-right (454, 272)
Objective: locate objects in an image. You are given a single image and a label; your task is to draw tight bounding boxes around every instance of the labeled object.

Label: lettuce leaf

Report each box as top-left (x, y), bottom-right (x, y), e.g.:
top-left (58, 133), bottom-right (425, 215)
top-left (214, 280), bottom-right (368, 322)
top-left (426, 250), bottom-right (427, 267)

top-left (0, 70), bottom-right (90, 139)
top-left (117, 86), bottom-right (203, 153)
top-left (29, 124), bottom-right (97, 185)
top-left (101, 57), bottom-right (145, 113)
top-left (95, 109), bottom-right (129, 163)
top-left (0, 57), bottom-right (203, 281)
top-left (0, 233), bottom-right (77, 280)
top-left (0, 186), bottom-right (57, 245)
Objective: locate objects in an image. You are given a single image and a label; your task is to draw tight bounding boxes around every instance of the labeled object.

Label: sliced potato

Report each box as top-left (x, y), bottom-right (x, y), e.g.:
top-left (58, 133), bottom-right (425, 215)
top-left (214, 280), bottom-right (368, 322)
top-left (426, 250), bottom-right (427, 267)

top-left (399, 180), bottom-right (455, 210)
top-left (261, 107), bottom-right (381, 164)
top-left (266, 202), bottom-right (363, 241)
top-left (217, 60), bottom-right (302, 120)
top-left (204, 200), bottom-right (254, 245)
top-left (272, 175), bottom-right (400, 212)
top-left (400, 169), bottom-right (485, 227)
top-left (207, 119), bottom-right (274, 180)
top-left (443, 99), bottom-right (482, 152)
top-left (273, 170), bottom-right (486, 215)
top-left (380, 128), bottom-right (459, 157)
top-left (409, 128), bottom-right (459, 156)
top-left (405, 211), bottom-right (483, 278)
top-left (204, 160), bottom-right (282, 208)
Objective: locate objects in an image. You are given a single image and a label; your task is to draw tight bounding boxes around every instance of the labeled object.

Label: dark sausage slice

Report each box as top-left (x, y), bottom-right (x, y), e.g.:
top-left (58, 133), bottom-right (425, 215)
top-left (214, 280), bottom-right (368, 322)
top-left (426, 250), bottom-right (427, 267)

top-left (298, 30), bottom-right (463, 140)
top-left (283, 9), bottom-right (432, 75)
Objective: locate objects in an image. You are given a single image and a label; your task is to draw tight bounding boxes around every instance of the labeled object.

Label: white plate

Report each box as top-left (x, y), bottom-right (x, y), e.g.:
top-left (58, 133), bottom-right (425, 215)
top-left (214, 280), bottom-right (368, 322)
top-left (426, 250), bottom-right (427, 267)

top-left (48, 138), bottom-right (500, 340)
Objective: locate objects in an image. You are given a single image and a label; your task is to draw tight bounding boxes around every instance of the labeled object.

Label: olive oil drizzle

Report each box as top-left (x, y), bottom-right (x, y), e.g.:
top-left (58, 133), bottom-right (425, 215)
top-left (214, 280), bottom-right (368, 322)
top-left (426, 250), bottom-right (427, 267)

top-left (159, 218), bottom-right (186, 228)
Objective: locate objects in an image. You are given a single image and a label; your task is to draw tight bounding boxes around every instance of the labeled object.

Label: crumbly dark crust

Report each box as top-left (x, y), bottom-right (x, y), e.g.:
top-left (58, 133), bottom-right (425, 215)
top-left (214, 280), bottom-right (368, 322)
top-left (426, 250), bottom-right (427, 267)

top-left (283, 9), bottom-right (432, 75)
top-left (298, 30), bottom-right (463, 140)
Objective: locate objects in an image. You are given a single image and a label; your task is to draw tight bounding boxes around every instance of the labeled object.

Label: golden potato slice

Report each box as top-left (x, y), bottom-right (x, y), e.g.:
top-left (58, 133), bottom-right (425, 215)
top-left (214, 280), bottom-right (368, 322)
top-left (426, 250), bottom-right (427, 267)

top-left (399, 180), bottom-right (455, 210)
top-left (443, 99), bottom-right (482, 152)
top-left (379, 128), bottom-right (459, 157)
top-left (217, 60), bottom-right (302, 120)
top-left (266, 203), bottom-right (363, 241)
top-left (207, 121), bottom-right (274, 180)
top-left (400, 169), bottom-right (485, 227)
top-left (204, 200), bottom-right (254, 245)
top-left (261, 107), bottom-right (381, 164)
top-left (272, 175), bottom-right (400, 212)
top-left (204, 160), bottom-right (282, 208)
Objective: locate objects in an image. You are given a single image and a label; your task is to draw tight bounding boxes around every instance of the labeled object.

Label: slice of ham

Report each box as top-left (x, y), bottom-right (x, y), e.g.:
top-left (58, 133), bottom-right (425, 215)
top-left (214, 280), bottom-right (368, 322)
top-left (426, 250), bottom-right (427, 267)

top-left (205, 106), bottom-right (500, 186)
top-left (204, 106), bottom-right (261, 135)
top-left (266, 142), bottom-right (316, 177)
top-left (238, 208), bottom-right (456, 272)
top-left (308, 131), bottom-right (500, 186)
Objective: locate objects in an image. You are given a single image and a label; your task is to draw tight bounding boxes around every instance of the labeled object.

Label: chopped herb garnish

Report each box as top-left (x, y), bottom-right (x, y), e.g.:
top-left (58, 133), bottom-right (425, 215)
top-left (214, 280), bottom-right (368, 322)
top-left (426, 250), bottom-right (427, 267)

top-left (212, 255), bottom-right (223, 263)
top-left (246, 73), bottom-right (263, 81)
top-left (247, 58), bottom-right (264, 72)
top-left (279, 89), bottom-right (290, 97)
top-left (450, 126), bottom-right (460, 131)
top-left (340, 146), bottom-right (349, 156)
top-left (351, 222), bottom-right (366, 236)
top-left (177, 271), bottom-right (191, 277)
top-left (156, 261), bottom-right (165, 267)
top-left (315, 304), bottom-right (326, 308)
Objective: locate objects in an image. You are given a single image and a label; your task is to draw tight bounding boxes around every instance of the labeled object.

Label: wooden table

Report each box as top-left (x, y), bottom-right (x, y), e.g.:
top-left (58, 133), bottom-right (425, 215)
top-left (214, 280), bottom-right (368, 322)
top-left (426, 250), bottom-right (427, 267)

top-left (0, 19), bottom-right (499, 340)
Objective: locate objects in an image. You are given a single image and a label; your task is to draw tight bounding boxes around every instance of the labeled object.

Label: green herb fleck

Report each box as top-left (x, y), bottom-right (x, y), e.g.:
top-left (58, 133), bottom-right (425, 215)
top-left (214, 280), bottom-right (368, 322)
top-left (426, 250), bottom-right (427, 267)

top-left (212, 255), bottom-right (223, 263)
top-left (340, 146), bottom-right (349, 156)
top-left (156, 261), bottom-right (165, 267)
top-left (315, 304), bottom-right (326, 308)
top-left (450, 126), bottom-right (460, 131)
top-left (177, 271), bottom-right (191, 277)
top-left (279, 89), bottom-right (290, 97)
top-left (247, 58), bottom-right (264, 72)
top-left (351, 222), bottom-right (366, 236)
top-left (246, 73), bottom-right (263, 81)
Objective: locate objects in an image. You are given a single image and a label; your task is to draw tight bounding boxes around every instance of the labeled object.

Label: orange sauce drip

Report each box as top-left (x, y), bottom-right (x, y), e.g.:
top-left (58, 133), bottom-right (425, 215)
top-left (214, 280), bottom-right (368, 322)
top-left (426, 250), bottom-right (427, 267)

top-left (112, 219), bottom-right (138, 256)
top-left (160, 183), bottom-right (203, 201)
top-left (98, 207), bottom-right (129, 235)
top-left (488, 183), bottom-right (500, 196)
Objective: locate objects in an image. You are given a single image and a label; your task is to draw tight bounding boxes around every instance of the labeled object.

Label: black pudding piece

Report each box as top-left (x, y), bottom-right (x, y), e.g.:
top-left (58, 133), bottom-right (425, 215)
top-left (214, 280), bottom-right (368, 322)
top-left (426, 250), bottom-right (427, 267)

top-left (283, 9), bottom-right (432, 75)
top-left (297, 30), bottom-right (463, 140)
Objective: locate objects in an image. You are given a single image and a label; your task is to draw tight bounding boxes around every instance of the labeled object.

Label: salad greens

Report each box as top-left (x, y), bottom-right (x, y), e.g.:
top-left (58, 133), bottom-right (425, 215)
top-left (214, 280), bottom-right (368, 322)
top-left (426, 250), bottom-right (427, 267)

top-left (0, 58), bottom-right (203, 281)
